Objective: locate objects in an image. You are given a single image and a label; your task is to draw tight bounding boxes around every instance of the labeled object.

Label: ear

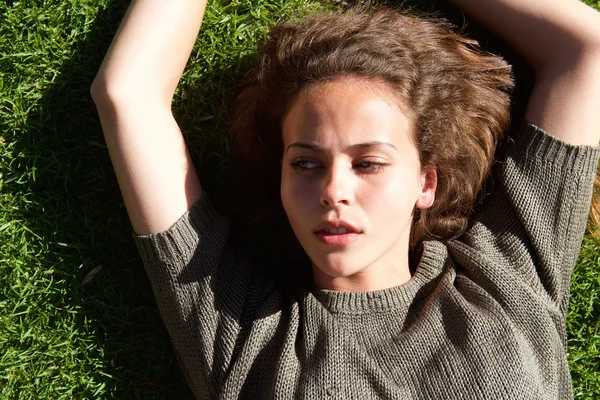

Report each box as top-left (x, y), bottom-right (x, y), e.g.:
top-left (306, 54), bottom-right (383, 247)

top-left (415, 168), bottom-right (437, 209)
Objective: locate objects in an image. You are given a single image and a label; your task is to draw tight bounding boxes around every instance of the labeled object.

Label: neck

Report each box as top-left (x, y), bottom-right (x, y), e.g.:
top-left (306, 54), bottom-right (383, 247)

top-left (312, 260), bottom-right (413, 292)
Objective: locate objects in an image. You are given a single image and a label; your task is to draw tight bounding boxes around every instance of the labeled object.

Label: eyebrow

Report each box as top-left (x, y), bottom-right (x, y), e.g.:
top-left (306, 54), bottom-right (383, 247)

top-left (285, 141), bottom-right (398, 153)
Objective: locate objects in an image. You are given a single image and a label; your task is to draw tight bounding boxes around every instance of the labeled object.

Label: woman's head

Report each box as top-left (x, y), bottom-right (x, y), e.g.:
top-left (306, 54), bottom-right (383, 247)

top-left (230, 6), bottom-right (513, 285)
top-left (281, 77), bottom-right (437, 290)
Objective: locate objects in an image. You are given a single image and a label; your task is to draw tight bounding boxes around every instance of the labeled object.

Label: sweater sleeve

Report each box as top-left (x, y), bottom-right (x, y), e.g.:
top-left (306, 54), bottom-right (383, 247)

top-left (461, 121), bottom-right (599, 315)
top-left (131, 193), bottom-right (257, 397)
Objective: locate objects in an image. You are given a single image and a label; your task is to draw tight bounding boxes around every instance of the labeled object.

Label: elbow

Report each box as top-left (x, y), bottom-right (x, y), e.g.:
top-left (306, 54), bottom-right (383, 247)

top-left (90, 74), bottom-right (170, 109)
top-left (531, 6), bottom-right (600, 74)
top-left (584, 8), bottom-right (600, 53)
top-left (587, 32), bottom-right (600, 59)
top-left (569, 14), bottom-right (600, 67)
top-left (576, 20), bottom-right (600, 62)
top-left (569, 33), bottom-right (600, 76)
top-left (90, 76), bottom-right (108, 105)
top-left (90, 74), bottom-right (129, 107)
top-left (532, 36), bottom-right (600, 77)
top-left (571, 4), bottom-right (600, 57)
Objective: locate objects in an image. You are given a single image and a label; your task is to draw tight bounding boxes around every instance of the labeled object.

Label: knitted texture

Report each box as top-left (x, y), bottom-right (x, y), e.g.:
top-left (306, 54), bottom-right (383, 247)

top-left (133, 122), bottom-right (600, 399)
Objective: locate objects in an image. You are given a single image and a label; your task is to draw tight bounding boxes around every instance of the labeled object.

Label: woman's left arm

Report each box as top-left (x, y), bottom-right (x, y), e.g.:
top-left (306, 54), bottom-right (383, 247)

top-left (448, 0), bottom-right (600, 146)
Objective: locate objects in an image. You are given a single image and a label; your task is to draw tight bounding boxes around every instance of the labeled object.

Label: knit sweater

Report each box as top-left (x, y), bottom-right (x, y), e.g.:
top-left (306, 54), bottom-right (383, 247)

top-left (133, 122), bottom-right (599, 400)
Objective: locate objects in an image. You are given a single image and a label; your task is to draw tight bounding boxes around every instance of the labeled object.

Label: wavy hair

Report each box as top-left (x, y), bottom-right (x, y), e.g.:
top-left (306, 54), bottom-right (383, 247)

top-left (228, 6), bottom-right (515, 279)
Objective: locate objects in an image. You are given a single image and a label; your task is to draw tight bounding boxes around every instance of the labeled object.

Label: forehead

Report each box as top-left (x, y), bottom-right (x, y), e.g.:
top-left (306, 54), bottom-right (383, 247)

top-left (281, 78), bottom-right (414, 150)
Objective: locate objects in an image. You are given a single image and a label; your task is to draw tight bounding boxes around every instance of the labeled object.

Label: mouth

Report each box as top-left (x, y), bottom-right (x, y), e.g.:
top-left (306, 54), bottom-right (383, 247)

top-left (314, 226), bottom-right (362, 246)
top-left (317, 227), bottom-right (356, 235)
top-left (315, 231), bottom-right (361, 246)
top-left (314, 219), bottom-right (361, 234)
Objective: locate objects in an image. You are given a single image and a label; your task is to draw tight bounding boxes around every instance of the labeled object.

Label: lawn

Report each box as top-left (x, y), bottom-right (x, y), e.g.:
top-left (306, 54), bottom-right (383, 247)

top-left (1, 0), bottom-right (599, 398)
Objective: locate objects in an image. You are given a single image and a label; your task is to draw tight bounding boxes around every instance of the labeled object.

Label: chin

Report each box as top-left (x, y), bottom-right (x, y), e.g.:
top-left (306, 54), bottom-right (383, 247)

top-left (313, 255), bottom-right (365, 279)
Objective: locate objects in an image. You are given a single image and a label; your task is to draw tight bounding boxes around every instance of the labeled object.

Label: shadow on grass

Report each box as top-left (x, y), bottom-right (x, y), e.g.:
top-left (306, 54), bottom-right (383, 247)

top-left (6, 0), bottom-right (532, 398)
top-left (4, 0), bottom-right (230, 397)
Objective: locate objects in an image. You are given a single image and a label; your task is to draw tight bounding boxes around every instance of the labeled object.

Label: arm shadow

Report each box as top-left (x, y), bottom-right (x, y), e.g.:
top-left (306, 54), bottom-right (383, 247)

top-left (3, 0), bottom-right (221, 397)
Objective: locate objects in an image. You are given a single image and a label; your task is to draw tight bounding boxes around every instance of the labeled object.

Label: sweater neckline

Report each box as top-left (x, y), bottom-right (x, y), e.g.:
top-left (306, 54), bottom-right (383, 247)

top-left (310, 241), bottom-right (449, 313)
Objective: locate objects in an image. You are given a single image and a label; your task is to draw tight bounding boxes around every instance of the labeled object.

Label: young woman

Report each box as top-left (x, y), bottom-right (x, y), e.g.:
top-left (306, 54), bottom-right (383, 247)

top-left (91, 0), bottom-right (600, 398)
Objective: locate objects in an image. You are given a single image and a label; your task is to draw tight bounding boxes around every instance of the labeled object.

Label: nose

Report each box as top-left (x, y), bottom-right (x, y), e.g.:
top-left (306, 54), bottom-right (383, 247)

top-left (320, 164), bottom-right (353, 207)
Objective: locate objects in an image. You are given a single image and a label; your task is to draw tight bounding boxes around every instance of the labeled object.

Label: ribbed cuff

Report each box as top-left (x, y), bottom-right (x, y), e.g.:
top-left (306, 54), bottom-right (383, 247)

top-left (132, 193), bottom-right (227, 266)
top-left (514, 121), bottom-right (600, 177)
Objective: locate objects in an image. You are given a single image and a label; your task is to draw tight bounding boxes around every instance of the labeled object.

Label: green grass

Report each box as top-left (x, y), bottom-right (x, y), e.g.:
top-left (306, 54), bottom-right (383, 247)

top-left (568, 237), bottom-right (600, 399)
top-left (1, 0), bottom-right (599, 398)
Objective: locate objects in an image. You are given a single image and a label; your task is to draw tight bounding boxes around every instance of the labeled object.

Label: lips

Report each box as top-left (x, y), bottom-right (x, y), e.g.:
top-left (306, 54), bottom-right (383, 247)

top-left (314, 220), bottom-right (362, 246)
top-left (314, 220), bottom-right (361, 234)
top-left (320, 227), bottom-right (354, 234)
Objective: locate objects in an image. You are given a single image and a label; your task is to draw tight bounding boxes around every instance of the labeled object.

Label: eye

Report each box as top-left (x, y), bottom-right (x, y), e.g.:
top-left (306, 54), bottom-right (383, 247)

top-left (353, 160), bottom-right (388, 174)
top-left (290, 159), bottom-right (321, 172)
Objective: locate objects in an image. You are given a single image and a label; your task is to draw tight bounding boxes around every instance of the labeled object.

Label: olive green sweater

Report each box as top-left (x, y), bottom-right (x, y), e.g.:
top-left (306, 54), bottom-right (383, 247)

top-left (133, 122), bottom-right (599, 399)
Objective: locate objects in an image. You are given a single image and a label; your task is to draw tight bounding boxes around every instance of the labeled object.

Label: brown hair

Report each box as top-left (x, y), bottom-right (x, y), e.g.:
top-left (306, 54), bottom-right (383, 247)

top-left (229, 6), bottom-right (516, 280)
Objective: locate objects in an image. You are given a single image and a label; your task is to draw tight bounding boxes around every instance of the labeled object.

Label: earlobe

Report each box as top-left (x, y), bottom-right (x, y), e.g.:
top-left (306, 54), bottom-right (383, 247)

top-left (416, 169), bottom-right (437, 209)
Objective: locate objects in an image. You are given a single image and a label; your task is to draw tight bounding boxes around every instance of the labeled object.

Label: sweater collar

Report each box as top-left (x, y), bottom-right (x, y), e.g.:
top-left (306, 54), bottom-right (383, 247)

top-left (310, 241), bottom-right (449, 313)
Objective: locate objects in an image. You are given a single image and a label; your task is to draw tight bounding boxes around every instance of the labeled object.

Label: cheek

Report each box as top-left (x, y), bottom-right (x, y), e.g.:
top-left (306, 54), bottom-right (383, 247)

top-left (361, 171), bottom-right (419, 213)
top-left (280, 170), bottom-right (314, 220)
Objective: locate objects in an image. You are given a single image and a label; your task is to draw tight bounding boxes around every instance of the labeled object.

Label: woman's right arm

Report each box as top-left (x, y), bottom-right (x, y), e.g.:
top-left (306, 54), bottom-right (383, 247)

top-left (91, 0), bottom-right (207, 235)
top-left (447, 0), bottom-right (600, 312)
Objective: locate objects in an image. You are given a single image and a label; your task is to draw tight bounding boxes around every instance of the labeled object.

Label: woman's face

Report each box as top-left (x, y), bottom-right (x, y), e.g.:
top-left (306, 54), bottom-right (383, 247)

top-left (281, 78), bottom-right (437, 292)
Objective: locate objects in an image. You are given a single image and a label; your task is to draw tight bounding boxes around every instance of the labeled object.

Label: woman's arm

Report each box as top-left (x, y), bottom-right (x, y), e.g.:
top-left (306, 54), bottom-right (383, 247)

top-left (448, 0), bottom-right (600, 146)
top-left (91, 0), bottom-right (207, 234)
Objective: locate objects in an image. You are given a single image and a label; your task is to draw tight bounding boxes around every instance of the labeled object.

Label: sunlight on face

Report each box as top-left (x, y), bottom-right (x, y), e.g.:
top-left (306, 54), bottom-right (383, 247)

top-left (280, 77), bottom-right (437, 292)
